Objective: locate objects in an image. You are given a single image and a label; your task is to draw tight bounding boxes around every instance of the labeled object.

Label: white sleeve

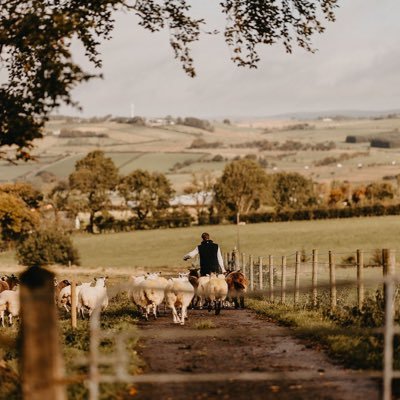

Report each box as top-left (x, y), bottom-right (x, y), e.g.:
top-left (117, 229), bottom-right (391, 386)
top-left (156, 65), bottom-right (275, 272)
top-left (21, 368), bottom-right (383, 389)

top-left (184, 247), bottom-right (199, 259)
top-left (217, 247), bottom-right (225, 272)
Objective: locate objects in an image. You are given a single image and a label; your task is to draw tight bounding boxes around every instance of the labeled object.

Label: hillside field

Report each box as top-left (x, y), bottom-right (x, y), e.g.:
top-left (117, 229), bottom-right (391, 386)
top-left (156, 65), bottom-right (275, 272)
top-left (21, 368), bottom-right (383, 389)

top-left (2, 116), bottom-right (400, 194)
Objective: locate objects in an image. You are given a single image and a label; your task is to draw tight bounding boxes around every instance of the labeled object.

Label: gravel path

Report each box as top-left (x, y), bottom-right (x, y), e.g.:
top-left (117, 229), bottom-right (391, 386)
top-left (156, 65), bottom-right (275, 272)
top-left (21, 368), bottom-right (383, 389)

top-left (134, 308), bottom-right (380, 400)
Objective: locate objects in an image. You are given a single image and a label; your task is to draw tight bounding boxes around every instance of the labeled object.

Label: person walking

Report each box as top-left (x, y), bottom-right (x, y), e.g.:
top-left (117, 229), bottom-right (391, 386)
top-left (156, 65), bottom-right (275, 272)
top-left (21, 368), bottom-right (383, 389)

top-left (183, 232), bottom-right (225, 276)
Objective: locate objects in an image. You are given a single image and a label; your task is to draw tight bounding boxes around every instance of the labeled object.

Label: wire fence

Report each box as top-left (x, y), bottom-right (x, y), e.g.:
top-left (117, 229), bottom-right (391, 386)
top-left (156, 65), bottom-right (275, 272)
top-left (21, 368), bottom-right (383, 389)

top-left (3, 248), bottom-right (400, 399)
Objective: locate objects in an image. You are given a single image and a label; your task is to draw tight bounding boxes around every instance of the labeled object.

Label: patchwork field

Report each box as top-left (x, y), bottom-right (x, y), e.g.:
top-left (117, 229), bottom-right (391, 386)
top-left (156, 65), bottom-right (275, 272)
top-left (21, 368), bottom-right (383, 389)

top-left (2, 116), bottom-right (400, 192)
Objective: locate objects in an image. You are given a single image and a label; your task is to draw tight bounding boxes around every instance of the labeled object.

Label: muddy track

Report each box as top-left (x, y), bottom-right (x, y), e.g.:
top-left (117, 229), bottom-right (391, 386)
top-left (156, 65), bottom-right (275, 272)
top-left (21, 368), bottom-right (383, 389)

top-left (134, 308), bottom-right (380, 400)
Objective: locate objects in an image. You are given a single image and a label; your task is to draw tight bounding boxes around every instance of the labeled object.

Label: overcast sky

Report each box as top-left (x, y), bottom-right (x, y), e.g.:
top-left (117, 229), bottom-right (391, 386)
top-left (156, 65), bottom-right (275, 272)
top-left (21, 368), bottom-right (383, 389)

top-left (58, 0), bottom-right (400, 119)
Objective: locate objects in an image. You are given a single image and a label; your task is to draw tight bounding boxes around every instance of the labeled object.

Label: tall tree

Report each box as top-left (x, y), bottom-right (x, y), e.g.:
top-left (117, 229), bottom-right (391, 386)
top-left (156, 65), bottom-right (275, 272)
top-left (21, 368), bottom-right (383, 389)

top-left (214, 159), bottom-right (270, 223)
top-left (118, 170), bottom-right (175, 221)
top-left (272, 172), bottom-right (316, 210)
top-left (69, 150), bottom-right (118, 233)
top-left (1, 0), bottom-right (338, 160)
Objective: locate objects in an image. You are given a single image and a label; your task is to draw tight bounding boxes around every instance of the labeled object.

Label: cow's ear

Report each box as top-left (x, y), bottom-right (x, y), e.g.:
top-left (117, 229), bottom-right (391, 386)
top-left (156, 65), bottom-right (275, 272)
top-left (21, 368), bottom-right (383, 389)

top-left (94, 277), bottom-right (97, 281)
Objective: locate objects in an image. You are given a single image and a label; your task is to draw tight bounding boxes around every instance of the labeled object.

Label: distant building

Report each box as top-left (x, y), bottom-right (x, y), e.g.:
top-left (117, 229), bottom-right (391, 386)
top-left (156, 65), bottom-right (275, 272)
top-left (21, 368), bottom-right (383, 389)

top-left (170, 192), bottom-right (213, 207)
top-left (148, 118), bottom-right (175, 127)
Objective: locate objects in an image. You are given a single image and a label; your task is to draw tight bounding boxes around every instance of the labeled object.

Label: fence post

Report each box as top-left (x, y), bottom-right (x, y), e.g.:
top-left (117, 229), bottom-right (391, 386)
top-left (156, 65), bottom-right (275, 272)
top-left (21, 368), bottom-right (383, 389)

top-left (71, 279), bottom-right (77, 329)
top-left (249, 255), bottom-right (254, 291)
top-left (312, 249), bottom-right (318, 307)
top-left (20, 266), bottom-right (66, 400)
top-left (329, 251), bottom-right (337, 309)
top-left (269, 255), bottom-right (274, 303)
top-left (233, 247), bottom-right (239, 271)
top-left (242, 252), bottom-right (246, 276)
top-left (281, 256), bottom-right (286, 304)
top-left (383, 249), bottom-right (396, 299)
top-left (224, 252), bottom-right (229, 270)
top-left (383, 249), bottom-right (395, 400)
top-left (258, 257), bottom-right (263, 291)
top-left (356, 249), bottom-right (364, 310)
top-left (294, 251), bottom-right (300, 306)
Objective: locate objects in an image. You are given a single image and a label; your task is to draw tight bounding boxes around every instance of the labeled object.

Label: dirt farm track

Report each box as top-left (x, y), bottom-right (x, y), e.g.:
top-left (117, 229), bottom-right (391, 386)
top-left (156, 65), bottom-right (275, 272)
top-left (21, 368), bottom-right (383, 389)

top-left (135, 309), bottom-right (380, 400)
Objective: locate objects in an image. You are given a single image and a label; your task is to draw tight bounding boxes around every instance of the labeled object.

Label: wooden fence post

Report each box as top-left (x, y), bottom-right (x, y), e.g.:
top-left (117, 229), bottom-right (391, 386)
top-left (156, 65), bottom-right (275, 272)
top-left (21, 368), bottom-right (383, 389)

top-left (294, 251), bottom-right (300, 306)
top-left (20, 266), bottom-right (66, 400)
top-left (383, 249), bottom-right (396, 299)
top-left (258, 257), bottom-right (263, 291)
top-left (242, 252), bottom-right (246, 276)
top-left (312, 249), bottom-right (318, 307)
top-left (356, 249), bottom-right (364, 310)
top-left (224, 252), bottom-right (229, 270)
top-left (329, 251), bottom-right (337, 309)
top-left (249, 255), bottom-right (254, 291)
top-left (233, 247), bottom-right (239, 271)
top-left (281, 256), bottom-right (286, 304)
top-left (383, 249), bottom-right (396, 400)
top-left (269, 255), bottom-right (274, 302)
top-left (71, 279), bottom-right (77, 329)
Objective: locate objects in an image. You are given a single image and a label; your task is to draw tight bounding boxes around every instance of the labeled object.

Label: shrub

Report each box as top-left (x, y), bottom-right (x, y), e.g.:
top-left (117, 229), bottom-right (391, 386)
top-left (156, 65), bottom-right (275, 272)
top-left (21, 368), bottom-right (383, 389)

top-left (189, 138), bottom-right (222, 149)
top-left (183, 117), bottom-right (214, 132)
top-left (16, 228), bottom-right (80, 267)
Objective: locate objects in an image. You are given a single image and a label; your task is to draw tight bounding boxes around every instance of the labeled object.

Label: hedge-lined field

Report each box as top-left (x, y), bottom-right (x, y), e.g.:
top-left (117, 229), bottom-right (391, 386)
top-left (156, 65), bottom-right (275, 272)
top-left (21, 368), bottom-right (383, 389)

top-left (1, 215), bottom-right (400, 270)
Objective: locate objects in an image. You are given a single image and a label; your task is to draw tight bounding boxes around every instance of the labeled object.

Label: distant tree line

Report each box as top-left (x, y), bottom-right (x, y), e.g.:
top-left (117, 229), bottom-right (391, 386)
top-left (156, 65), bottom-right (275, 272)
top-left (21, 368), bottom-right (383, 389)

top-left (231, 139), bottom-right (336, 152)
top-left (2, 150), bottom-right (400, 266)
top-left (59, 129), bottom-right (109, 138)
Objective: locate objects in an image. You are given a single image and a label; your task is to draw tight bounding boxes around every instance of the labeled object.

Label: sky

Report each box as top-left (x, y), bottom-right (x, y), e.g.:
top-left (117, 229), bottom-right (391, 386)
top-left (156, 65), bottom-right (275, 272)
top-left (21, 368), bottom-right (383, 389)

top-left (57, 0), bottom-right (400, 119)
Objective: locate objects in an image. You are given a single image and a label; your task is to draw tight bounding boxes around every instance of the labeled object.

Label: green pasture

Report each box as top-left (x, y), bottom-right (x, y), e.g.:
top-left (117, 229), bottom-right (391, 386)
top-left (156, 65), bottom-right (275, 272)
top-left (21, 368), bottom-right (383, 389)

top-left (71, 215), bottom-right (400, 269)
top-left (2, 215), bottom-right (398, 271)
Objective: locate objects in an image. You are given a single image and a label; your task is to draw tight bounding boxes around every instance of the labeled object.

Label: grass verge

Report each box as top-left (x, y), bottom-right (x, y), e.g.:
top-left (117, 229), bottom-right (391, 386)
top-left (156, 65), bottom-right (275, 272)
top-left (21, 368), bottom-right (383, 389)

top-left (247, 298), bottom-right (385, 370)
top-left (0, 291), bottom-right (143, 400)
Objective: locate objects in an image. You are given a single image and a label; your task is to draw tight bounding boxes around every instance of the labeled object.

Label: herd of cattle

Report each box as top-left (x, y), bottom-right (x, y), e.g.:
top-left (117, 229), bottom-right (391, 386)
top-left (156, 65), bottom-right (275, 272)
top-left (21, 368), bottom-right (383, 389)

top-left (0, 269), bottom-right (248, 327)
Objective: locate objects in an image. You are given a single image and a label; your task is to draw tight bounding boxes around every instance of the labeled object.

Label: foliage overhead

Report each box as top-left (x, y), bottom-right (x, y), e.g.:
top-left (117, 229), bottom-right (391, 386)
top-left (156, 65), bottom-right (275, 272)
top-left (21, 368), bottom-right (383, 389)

top-left (118, 169), bottom-right (175, 220)
top-left (1, 0), bottom-right (338, 159)
top-left (16, 227), bottom-right (80, 267)
top-left (69, 150), bottom-right (119, 232)
top-left (214, 158), bottom-right (270, 218)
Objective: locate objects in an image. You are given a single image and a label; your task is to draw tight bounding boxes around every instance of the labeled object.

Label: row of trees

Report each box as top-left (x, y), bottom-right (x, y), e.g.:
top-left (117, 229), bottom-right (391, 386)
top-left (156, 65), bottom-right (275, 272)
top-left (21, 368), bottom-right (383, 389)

top-left (1, 150), bottom-right (398, 252)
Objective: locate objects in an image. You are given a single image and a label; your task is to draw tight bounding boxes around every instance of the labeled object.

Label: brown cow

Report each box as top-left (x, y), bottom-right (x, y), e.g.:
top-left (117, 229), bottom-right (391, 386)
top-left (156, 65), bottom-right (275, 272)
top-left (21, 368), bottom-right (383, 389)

top-left (225, 271), bottom-right (248, 309)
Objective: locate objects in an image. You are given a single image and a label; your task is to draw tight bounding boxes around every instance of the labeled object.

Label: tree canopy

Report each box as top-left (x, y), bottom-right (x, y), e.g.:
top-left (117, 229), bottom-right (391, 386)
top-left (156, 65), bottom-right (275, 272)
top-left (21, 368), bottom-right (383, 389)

top-left (214, 159), bottom-right (270, 221)
top-left (118, 169), bottom-right (175, 221)
top-left (0, 182), bottom-right (43, 208)
top-left (1, 0), bottom-right (338, 159)
top-left (271, 172), bottom-right (316, 210)
top-left (69, 150), bottom-right (119, 232)
top-left (0, 192), bottom-right (40, 244)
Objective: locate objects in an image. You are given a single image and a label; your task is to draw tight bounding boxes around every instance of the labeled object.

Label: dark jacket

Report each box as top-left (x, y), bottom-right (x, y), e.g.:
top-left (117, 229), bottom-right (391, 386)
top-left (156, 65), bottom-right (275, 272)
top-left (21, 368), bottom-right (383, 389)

top-left (198, 240), bottom-right (220, 276)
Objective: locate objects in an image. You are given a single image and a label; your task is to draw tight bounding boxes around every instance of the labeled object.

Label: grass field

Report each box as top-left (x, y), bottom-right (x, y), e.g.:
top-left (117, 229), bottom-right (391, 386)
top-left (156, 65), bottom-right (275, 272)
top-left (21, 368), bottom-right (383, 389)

top-left (1, 215), bottom-right (399, 272)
